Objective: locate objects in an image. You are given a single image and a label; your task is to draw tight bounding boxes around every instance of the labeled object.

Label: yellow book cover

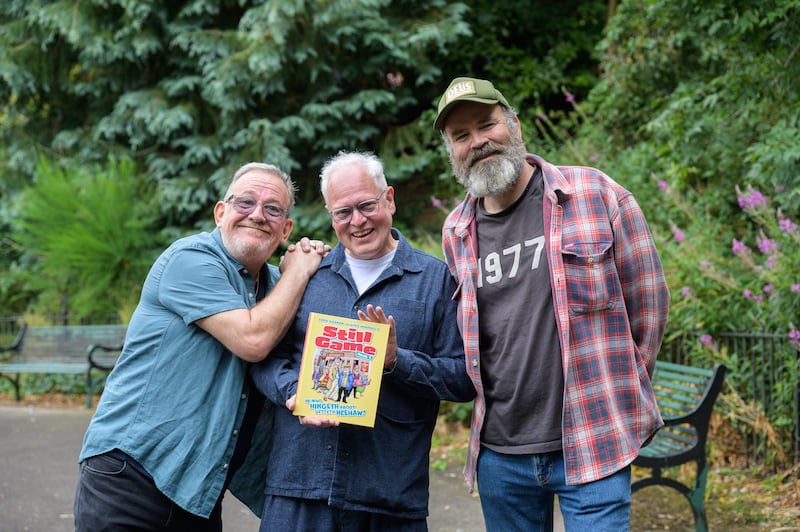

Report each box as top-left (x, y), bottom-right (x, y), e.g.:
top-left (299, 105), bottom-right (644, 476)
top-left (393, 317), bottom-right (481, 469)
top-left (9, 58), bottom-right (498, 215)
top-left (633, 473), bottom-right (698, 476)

top-left (294, 312), bottom-right (390, 427)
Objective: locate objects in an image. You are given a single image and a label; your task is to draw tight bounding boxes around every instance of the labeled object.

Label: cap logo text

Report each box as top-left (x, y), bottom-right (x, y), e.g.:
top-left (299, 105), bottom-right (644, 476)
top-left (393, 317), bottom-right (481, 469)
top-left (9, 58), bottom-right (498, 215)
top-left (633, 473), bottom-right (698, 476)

top-left (445, 81), bottom-right (476, 104)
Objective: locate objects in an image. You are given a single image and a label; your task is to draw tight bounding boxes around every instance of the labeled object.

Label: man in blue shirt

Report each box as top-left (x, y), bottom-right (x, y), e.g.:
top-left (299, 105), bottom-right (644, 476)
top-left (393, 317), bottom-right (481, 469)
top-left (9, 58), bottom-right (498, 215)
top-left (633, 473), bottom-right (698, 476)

top-left (251, 151), bottom-right (476, 532)
top-left (74, 162), bottom-right (328, 531)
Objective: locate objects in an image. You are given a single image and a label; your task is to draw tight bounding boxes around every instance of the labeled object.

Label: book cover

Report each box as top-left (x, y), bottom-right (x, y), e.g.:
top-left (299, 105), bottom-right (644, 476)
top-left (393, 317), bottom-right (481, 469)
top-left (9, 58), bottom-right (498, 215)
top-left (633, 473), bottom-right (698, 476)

top-left (294, 312), bottom-right (390, 427)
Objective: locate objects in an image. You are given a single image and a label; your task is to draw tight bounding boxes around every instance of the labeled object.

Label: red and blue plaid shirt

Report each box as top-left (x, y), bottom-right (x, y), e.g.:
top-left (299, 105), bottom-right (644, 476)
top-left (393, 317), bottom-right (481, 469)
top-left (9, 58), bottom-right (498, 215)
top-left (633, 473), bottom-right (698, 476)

top-left (442, 154), bottom-right (669, 490)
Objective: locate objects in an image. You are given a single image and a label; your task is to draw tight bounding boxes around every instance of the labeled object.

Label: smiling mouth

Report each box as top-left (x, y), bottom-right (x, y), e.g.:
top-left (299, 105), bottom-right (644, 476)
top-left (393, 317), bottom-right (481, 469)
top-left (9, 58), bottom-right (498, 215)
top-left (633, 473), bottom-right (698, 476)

top-left (352, 229), bottom-right (373, 238)
top-left (472, 151), bottom-right (501, 166)
top-left (240, 224), bottom-right (268, 235)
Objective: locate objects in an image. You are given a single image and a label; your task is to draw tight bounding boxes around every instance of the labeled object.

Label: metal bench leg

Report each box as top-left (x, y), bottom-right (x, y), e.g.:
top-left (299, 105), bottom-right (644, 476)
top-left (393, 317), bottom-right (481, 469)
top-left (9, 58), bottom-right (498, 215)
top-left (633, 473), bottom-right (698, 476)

top-left (688, 459), bottom-right (709, 532)
top-left (0, 373), bottom-right (22, 401)
top-left (86, 368), bottom-right (94, 409)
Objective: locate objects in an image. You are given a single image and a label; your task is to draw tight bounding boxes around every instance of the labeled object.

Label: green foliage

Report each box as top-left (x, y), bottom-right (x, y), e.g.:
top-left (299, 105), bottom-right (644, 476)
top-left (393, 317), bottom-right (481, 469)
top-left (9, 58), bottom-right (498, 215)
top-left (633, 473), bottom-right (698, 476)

top-left (0, 373), bottom-right (88, 397)
top-left (439, 400), bottom-right (474, 427)
top-left (0, 0), bottom-right (472, 231)
top-left (587, 0), bottom-right (800, 210)
top-left (10, 157), bottom-right (163, 322)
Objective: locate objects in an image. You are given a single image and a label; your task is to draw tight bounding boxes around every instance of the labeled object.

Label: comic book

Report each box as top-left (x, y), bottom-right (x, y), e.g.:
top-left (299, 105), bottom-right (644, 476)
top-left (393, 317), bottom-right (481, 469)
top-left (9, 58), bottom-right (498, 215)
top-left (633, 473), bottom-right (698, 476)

top-left (294, 312), bottom-right (390, 428)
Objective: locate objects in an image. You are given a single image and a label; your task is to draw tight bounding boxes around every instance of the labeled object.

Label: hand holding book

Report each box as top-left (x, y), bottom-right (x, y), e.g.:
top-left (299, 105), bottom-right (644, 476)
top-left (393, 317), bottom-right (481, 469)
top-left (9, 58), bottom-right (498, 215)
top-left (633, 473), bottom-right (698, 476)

top-left (356, 304), bottom-right (397, 370)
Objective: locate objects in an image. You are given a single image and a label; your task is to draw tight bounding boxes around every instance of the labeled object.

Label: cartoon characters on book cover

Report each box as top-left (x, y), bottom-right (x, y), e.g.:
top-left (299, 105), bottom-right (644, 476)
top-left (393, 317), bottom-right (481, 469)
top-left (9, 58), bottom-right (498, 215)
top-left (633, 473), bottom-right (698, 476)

top-left (294, 312), bottom-right (389, 427)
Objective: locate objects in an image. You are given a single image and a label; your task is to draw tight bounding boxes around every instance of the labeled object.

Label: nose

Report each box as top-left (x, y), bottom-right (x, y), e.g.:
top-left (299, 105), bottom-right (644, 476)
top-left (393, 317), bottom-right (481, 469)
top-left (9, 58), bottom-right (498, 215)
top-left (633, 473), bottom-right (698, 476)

top-left (466, 130), bottom-right (488, 151)
top-left (349, 208), bottom-right (368, 225)
top-left (248, 205), bottom-right (267, 222)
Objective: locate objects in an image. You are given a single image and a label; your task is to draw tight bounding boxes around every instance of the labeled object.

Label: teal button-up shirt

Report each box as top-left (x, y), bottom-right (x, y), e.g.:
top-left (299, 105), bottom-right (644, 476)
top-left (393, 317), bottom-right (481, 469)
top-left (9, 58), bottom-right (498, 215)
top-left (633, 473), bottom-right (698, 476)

top-left (79, 228), bottom-right (275, 518)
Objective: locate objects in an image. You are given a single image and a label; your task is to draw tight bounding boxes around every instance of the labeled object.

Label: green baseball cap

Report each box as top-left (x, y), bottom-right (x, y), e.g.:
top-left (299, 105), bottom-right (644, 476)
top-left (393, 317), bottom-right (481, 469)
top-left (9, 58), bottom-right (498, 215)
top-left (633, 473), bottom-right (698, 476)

top-left (434, 77), bottom-right (510, 131)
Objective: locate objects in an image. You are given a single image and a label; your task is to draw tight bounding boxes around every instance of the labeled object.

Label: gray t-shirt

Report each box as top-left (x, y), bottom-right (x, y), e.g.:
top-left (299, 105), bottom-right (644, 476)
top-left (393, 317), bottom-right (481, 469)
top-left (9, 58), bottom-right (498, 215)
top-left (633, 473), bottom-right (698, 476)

top-left (475, 167), bottom-right (564, 453)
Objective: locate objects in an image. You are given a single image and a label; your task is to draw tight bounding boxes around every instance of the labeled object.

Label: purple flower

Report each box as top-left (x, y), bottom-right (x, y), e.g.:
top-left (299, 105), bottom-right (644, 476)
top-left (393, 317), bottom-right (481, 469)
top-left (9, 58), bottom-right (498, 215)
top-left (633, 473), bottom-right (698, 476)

top-left (791, 284), bottom-right (800, 293)
top-left (681, 286), bottom-right (691, 297)
top-left (763, 284), bottom-right (773, 293)
top-left (673, 228), bottom-right (685, 243)
top-left (699, 334), bottom-right (713, 347)
top-left (757, 238), bottom-right (779, 255)
top-left (743, 289), bottom-right (752, 299)
top-left (565, 92), bottom-right (576, 103)
top-left (737, 187), bottom-right (768, 211)
top-left (789, 330), bottom-right (800, 341)
top-left (779, 217), bottom-right (798, 233)
top-left (732, 239), bottom-right (747, 255)
top-left (657, 180), bottom-right (669, 192)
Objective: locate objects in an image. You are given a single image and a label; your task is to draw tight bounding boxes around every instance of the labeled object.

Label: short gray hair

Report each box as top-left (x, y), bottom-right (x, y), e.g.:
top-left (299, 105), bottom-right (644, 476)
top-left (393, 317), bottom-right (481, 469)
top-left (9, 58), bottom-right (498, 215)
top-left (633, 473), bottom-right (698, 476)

top-left (319, 151), bottom-right (387, 204)
top-left (226, 162), bottom-right (297, 208)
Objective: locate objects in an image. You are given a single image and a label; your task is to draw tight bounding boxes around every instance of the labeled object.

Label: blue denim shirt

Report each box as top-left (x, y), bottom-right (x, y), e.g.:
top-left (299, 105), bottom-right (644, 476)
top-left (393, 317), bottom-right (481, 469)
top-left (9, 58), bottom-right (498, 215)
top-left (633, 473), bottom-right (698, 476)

top-left (79, 228), bottom-right (276, 518)
top-left (251, 229), bottom-right (475, 519)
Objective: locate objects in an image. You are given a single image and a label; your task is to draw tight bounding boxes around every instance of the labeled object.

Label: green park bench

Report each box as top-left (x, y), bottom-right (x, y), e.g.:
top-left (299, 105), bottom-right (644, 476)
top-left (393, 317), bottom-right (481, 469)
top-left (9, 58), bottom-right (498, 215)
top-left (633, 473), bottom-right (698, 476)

top-left (0, 323), bottom-right (127, 409)
top-left (632, 360), bottom-right (728, 532)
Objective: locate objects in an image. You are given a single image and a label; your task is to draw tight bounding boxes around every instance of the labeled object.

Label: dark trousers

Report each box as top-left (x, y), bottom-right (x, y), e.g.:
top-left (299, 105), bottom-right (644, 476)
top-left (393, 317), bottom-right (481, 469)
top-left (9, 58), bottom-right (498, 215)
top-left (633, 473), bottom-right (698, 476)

top-left (260, 494), bottom-right (428, 532)
top-left (74, 452), bottom-right (223, 531)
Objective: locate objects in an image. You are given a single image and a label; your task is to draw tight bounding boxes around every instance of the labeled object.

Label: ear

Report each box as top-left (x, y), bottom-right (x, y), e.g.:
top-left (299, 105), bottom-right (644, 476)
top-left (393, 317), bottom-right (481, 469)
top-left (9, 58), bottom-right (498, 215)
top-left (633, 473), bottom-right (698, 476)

top-left (279, 218), bottom-right (294, 242)
top-left (385, 186), bottom-right (397, 215)
top-left (213, 201), bottom-right (226, 226)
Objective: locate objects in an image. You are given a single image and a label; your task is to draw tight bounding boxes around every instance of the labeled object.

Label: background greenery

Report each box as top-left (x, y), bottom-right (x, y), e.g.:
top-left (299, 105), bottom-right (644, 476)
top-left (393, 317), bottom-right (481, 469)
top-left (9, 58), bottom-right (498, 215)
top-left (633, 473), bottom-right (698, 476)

top-left (1, 0), bottom-right (798, 462)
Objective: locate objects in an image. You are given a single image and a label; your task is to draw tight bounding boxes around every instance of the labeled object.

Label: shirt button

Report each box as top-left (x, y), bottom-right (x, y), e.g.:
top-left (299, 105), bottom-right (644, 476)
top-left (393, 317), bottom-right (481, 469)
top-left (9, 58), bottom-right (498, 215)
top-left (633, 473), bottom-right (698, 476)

top-left (471, 359), bottom-right (479, 367)
top-left (248, 292), bottom-right (255, 298)
top-left (241, 394), bottom-right (247, 400)
top-left (223, 463), bottom-right (229, 470)
top-left (233, 429), bottom-right (239, 436)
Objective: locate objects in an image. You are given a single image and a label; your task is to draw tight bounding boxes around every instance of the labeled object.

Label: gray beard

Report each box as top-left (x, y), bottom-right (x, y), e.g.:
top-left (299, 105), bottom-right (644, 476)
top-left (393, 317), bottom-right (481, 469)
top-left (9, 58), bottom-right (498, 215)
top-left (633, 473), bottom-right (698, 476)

top-left (458, 156), bottom-right (522, 197)
top-left (452, 137), bottom-right (527, 198)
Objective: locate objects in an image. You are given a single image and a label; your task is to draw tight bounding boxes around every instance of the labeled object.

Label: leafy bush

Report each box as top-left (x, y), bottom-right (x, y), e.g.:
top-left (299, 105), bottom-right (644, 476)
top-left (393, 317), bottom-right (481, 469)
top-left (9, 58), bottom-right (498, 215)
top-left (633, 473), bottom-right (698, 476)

top-left (10, 157), bottom-right (164, 323)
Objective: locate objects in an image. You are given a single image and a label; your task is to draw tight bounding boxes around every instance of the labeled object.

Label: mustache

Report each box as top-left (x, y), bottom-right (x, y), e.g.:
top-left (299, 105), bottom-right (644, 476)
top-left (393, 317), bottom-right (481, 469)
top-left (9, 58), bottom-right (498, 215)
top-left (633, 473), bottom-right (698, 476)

top-left (466, 142), bottom-right (505, 167)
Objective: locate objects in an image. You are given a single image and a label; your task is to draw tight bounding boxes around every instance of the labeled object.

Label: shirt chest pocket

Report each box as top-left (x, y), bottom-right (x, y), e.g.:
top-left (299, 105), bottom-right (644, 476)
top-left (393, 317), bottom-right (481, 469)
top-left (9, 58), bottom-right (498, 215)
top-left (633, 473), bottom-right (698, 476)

top-left (373, 297), bottom-right (429, 351)
top-left (561, 239), bottom-right (616, 314)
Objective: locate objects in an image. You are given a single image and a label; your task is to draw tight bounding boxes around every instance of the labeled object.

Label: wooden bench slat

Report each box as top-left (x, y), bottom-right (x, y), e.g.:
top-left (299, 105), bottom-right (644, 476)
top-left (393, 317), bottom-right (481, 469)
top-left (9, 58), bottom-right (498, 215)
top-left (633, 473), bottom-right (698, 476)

top-left (0, 362), bottom-right (87, 373)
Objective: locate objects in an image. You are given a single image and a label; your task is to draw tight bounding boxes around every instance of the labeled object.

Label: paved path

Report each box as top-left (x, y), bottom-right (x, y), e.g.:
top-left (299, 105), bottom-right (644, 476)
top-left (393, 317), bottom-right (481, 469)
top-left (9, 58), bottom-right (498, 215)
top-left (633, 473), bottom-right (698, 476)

top-left (0, 404), bottom-right (487, 532)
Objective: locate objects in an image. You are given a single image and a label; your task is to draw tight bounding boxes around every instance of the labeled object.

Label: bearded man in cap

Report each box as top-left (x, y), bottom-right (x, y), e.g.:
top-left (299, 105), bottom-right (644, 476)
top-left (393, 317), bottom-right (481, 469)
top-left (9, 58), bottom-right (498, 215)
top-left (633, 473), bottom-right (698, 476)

top-left (434, 77), bottom-right (670, 531)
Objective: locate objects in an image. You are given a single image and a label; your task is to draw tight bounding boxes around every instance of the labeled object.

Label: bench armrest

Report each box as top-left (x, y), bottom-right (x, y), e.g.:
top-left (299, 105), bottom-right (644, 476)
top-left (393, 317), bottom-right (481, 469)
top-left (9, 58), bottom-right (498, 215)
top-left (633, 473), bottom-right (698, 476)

top-left (0, 323), bottom-right (27, 353)
top-left (87, 343), bottom-right (123, 371)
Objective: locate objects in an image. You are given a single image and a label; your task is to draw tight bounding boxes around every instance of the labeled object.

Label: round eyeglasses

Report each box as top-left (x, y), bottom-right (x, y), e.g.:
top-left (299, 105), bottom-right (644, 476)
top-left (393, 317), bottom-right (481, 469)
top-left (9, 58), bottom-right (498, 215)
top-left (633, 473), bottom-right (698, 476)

top-left (327, 190), bottom-right (387, 224)
top-left (226, 195), bottom-right (289, 221)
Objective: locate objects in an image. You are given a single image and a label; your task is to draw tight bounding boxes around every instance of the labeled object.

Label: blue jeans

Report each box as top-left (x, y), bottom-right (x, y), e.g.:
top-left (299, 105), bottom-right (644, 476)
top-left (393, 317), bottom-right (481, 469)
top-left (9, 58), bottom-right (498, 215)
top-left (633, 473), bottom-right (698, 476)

top-left (477, 447), bottom-right (631, 532)
top-left (74, 452), bottom-right (223, 531)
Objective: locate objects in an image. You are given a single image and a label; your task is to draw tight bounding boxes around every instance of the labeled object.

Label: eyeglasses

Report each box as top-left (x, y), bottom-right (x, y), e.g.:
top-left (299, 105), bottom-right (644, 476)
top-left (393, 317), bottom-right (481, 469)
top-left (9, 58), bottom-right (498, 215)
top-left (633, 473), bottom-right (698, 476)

top-left (327, 190), bottom-right (387, 224)
top-left (226, 195), bottom-right (289, 221)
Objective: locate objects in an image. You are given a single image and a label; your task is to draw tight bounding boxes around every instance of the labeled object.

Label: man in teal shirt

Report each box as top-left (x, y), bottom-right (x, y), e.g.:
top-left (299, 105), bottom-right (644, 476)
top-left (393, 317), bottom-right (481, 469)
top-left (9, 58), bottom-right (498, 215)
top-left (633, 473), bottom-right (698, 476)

top-left (74, 162), bottom-right (328, 531)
